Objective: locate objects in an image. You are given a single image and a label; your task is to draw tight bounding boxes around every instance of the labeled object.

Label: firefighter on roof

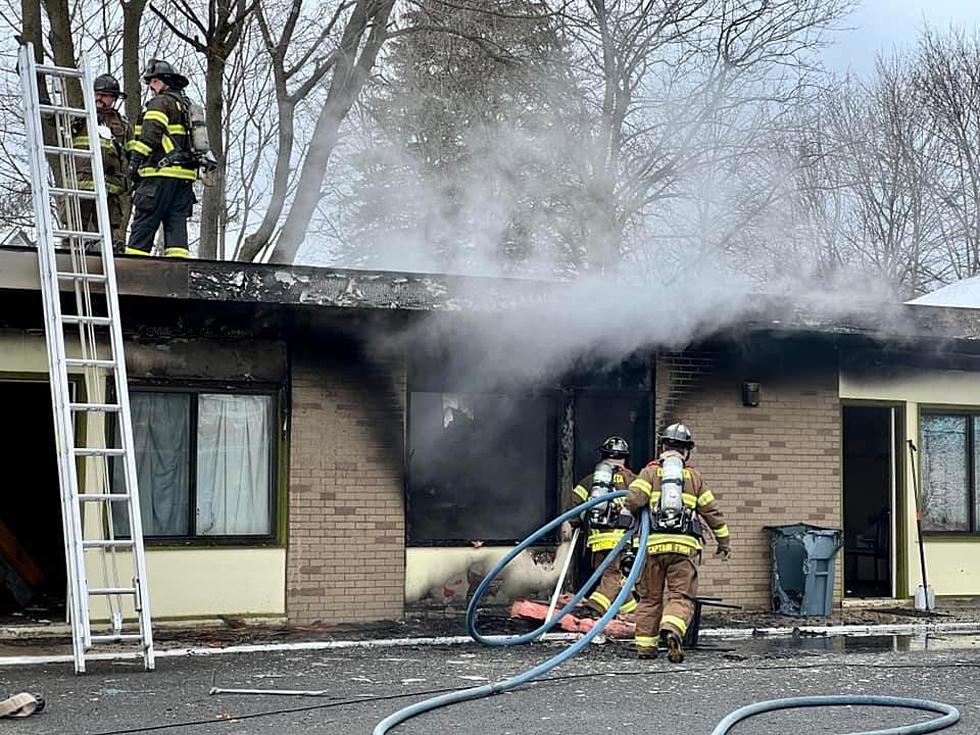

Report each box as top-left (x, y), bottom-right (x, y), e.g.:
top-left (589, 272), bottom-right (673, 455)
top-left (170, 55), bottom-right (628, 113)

top-left (124, 59), bottom-right (196, 258)
top-left (625, 423), bottom-right (731, 662)
top-left (69, 73), bottom-right (131, 251)
top-left (562, 436), bottom-right (639, 617)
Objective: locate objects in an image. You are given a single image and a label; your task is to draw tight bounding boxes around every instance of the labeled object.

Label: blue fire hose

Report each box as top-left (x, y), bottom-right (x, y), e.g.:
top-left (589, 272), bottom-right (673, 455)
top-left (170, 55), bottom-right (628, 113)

top-left (373, 492), bottom-right (646, 734)
top-left (373, 493), bottom-right (961, 734)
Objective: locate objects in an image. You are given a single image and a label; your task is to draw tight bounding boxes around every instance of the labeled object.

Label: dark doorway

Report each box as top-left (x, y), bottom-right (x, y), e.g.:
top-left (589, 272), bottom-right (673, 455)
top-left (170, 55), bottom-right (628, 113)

top-left (0, 381), bottom-right (66, 619)
top-left (571, 390), bottom-right (651, 588)
top-left (572, 392), bottom-right (651, 481)
top-left (843, 405), bottom-right (894, 598)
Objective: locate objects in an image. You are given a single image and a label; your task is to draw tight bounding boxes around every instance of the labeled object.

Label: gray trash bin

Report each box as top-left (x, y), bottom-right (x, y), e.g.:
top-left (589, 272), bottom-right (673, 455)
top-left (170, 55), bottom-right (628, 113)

top-left (766, 524), bottom-right (842, 617)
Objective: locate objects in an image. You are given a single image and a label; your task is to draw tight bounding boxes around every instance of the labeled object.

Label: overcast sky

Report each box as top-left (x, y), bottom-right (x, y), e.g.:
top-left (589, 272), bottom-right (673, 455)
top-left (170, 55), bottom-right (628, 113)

top-left (824, 0), bottom-right (980, 73)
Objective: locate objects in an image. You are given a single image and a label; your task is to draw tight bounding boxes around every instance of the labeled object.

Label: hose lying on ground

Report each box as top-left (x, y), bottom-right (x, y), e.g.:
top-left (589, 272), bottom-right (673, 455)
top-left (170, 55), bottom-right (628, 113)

top-left (373, 494), bottom-right (962, 735)
top-left (709, 695), bottom-right (959, 735)
top-left (373, 492), bottom-right (649, 735)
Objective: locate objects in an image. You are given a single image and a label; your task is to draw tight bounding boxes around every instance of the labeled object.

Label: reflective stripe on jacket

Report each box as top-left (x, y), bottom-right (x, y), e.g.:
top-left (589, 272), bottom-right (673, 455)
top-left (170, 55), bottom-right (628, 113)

top-left (625, 459), bottom-right (729, 556)
top-left (127, 91), bottom-right (196, 180)
top-left (566, 467), bottom-right (636, 552)
top-left (71, 107), bottom-right (130, 194)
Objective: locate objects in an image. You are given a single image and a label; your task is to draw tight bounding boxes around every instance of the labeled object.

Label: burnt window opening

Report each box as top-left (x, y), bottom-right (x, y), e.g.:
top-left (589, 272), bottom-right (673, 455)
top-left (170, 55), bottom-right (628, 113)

top-left (111, 387), bottom-right (280, 544)
top-left (406, 392), bottom-right (558, 545)
top-left (920, 413), bottom-right (980, 534)
top-left (572, 391), bottom-right (652, 482)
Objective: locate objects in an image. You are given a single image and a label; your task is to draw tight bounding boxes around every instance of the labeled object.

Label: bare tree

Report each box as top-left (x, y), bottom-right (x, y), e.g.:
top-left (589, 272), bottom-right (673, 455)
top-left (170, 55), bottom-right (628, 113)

top-left (234, 0), bottom-right (353, 261)
top-left (915, 26), bottom-right (980, 282)
top-left (557, 0), bottom-right (855, 271)
top-left (239, 0), bottom-right (395, 263)
top-left (121, 0), bottom-right (152, 121)
top-left (150, 0), bottom-right (256, 259)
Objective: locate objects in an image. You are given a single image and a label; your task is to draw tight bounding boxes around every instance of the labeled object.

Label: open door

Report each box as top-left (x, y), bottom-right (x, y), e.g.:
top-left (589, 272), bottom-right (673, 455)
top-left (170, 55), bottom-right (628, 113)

top-left (843, 405), bottom-right (897, 598)
top-left (571, 390), bottom-right (651, 591)
top-left (0, 380), bottom-right (66, 621)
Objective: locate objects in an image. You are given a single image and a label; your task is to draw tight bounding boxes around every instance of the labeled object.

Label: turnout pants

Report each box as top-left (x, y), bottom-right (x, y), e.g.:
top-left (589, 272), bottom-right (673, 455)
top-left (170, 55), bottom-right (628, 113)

top-left (126, 177), bottom-right (194, 257)
top-left (633, 552), bottom-right (698, 651)
top-left (585, 549), bottom-right (637, 615)
top-left (61, 194), bottom-right (130, 251)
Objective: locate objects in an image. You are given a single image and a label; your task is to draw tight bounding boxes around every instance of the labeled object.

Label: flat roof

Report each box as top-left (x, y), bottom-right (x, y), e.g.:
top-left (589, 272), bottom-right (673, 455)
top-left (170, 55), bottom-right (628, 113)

top-left (2, 247), bottom-right (980, 345)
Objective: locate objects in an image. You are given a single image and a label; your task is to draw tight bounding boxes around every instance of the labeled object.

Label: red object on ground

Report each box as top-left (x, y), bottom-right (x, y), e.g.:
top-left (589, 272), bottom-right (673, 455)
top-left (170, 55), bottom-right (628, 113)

top-left (509, 597), bottom-right (636, 638)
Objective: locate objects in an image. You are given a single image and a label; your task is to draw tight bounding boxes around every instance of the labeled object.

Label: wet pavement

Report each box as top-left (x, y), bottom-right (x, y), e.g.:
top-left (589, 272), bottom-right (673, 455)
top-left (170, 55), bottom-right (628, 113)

top-left (0, 631), bottom-right (977, 734)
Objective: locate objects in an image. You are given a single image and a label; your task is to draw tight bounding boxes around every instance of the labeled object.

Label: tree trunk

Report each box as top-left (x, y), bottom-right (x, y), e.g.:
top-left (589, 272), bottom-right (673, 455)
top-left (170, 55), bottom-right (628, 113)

top-left (198, 53), bottom-right (226, 259)
top-left (269, 0), bottom-right (394, 264)
top-left (42, 0), bottom-right (80, 106)
top-left (121, 0), bottom-right (148, 124)
top-left (18, 0), bottom-right (43, 59)
top-left (237, 97), bottom-right (295, 261)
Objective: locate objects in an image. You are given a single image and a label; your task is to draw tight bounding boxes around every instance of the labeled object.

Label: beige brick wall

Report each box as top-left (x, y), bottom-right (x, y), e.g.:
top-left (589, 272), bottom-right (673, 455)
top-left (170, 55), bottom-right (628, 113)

top-left (656, 342), bottom-right (842, 611)
top-left (287, 340), bottom-right (406, 625)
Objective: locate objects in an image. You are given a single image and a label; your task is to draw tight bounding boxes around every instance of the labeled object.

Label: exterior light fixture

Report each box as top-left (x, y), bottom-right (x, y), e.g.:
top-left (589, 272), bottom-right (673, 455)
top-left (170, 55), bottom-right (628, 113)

top-left (742, 381), bottom-right (760, 407)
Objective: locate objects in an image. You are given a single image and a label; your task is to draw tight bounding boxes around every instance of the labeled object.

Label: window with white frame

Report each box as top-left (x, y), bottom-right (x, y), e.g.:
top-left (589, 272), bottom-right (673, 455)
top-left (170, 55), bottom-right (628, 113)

top-left (920, 413), bottom-right (979, 533)
top-left (113, 389), bottom-right (277, 540)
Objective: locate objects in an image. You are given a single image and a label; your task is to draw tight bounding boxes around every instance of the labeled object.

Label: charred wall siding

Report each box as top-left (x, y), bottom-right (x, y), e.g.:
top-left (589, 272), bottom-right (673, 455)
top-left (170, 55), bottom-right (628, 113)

top-left (656, 338), bottom-right (842, 611)
top-left (287, 337), bottom-right (406, 625)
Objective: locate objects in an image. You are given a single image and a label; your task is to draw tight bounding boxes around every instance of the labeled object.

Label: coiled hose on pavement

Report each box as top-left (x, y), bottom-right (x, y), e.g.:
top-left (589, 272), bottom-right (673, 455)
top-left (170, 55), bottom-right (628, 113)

top-left (373, 493), bottom-right (961, 734)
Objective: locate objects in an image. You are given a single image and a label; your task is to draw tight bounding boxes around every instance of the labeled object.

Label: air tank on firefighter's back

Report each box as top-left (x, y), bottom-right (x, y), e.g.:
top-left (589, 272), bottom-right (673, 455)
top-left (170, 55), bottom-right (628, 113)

top-left (658, 454), bottom-right (686, 528)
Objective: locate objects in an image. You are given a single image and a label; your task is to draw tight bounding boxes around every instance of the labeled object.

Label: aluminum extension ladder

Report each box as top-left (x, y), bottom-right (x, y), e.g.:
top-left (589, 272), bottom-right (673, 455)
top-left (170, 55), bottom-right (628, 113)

top-left (18, 44), bottom-right (154, 673)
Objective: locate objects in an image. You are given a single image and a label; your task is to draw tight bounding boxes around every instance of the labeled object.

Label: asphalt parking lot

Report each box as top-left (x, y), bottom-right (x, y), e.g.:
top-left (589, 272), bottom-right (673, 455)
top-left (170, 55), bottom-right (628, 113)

top-left (0, 631), bottom-right (977, 734)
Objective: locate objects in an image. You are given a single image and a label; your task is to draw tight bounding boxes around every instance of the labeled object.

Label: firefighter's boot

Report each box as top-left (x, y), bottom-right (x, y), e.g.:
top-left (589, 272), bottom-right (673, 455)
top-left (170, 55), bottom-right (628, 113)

top-left (662, 629), bottom-right (685, 664)
top-left (637, 645), bottom-right (658, 660)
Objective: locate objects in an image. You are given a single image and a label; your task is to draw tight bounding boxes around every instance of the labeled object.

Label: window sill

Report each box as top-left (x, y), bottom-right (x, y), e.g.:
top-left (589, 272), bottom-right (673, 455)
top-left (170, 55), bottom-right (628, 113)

top-left (407, 538), bottom-right (558, 548)
top-left (921, 533), bottom-right (980, 540)
top-left (142, 537), bottom-right (282, 549)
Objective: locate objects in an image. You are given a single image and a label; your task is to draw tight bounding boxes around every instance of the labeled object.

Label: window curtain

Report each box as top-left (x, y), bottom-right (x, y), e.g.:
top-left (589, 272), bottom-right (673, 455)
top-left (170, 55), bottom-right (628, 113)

top-left (921, 415), bottom-right (969, 532)
top-left (196, 394), bottom-right (272, 536)
top-left (114, 392), bottom-right (190, 536)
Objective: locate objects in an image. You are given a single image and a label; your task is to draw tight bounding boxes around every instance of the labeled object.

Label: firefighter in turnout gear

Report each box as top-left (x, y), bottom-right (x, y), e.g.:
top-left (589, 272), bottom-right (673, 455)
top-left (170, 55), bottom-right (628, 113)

top-left (69, 73), bottom-right (131, 251)
top-left (125, 59), bottom-right (196, 258)
top-left (562, 436), bottom-right (639, 617)
top-left (625, 423), bottom-right (731, 662)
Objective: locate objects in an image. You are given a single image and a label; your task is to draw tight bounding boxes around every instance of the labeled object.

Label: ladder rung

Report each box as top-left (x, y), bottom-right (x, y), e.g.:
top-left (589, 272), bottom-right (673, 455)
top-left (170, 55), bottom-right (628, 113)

top-left (38, 102), bottom-right (87, 117)
top-left (70, 402), bottom-right (120, 412)
top-left (58, 272), bottom-right (107, 282)
top-left (64, 358), bottom-right (116, 369)
top-left (53, 228), bottom-right (103, 241)
top-left (90, 634), bottom-right (144, 643)
top-left (77, 494), bottom-right (131, 502)
top-left (62, 315), bottom-right (112, 326)
top-left (35, 63), bottom-right (86, 78)
top-left (89, 587), bottom-right (137, 596)
top-left (49, 187), bottom-right (98, 199)
top-left (83, 539), bottom-right (134, 549)
top-left (72, 447), bottom-right (126, 456)
top-left (45, 145), bottom-right (94, 158)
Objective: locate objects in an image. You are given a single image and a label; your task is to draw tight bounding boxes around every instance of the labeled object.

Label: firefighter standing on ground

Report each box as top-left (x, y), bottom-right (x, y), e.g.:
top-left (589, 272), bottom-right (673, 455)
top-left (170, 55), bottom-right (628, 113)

top-left (562, 436), bottom-right (638, 617)
top-left (125, 60), bottom-right (197, 258)
top-left (69, 74), bottom-right (131, 251)
top-left (625, 423), bottom-right (731, 662)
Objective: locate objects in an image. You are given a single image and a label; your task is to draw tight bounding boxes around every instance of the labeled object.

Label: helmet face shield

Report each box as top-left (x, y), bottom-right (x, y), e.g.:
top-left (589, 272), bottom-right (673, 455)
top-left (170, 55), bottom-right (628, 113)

top-left (599, 435), bottom-right (630, 459)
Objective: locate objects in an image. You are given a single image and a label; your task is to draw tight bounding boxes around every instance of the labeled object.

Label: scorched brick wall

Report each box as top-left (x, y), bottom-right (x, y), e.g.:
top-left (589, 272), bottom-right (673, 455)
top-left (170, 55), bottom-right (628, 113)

top-left (655, 339), bottom-right (842, 611)
top-left (287, 339), bottom-right (406, 624)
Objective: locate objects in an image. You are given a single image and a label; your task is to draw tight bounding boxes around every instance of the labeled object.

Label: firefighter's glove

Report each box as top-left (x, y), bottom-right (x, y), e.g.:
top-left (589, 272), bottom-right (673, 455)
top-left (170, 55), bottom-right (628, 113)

top-left (559, 521), bottom-right (575, 543)
top-left (716, 543), bottom-right (732, 562)
top-left (128, 154), bottom-right (145, 183)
